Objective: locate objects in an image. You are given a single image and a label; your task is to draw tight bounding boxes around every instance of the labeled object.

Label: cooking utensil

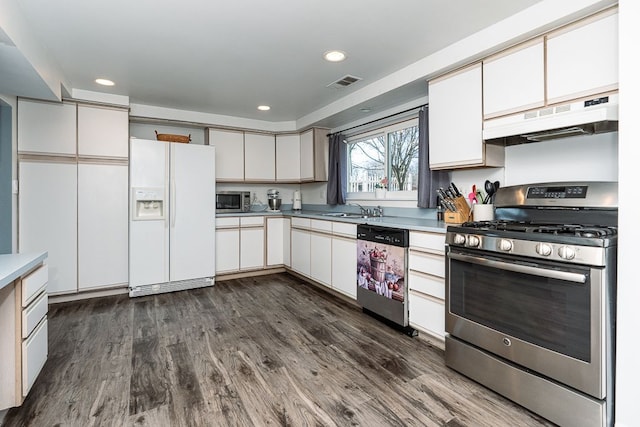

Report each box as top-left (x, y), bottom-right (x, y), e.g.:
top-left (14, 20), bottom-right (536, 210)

top-left (492, 181), bottom-right (500, 203)
top-left (468, 185), bottom-right (478, 204)
top-left (484, 180), bottom-right (496, 204)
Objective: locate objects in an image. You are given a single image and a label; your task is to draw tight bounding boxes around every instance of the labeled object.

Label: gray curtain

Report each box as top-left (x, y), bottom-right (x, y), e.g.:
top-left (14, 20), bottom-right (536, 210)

top-left (417, 107), bottom-right (450, 208)
top-left (326, 132), bottom-right (347, 205)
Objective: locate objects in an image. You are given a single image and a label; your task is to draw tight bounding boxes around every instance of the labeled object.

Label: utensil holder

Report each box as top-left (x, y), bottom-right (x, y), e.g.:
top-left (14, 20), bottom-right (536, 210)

top-left (444, 196), bottom-right (473, 224)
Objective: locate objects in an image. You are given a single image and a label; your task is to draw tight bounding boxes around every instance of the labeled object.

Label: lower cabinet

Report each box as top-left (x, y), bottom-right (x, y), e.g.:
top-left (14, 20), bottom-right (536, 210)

top-left (310, 231), bottom-right (332, 287)
top-left (408, 230), bottom-right (446, 341)
top-left (266, 217), bottom-right (290, 267)
top-left (215, 216), bottom-right (265, 274)
top-left (331, 235), bottom-right (357, 298)
top-left (290, 226), bottom-right (311, 277)
top-left (0, 257), bottom-right (48, 410)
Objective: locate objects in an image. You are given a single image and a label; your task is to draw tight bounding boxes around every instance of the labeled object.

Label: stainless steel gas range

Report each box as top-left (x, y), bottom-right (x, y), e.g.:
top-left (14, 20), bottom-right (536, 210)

top-left (444, 181), bottom-right (617, 427)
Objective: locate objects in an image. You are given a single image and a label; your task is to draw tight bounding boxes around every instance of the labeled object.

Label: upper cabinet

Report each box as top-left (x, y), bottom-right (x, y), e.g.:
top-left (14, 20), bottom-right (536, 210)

top-left (208, 129), bottom-right (244, 181)
top-left (300, 128), bottom-right (328, 182)
top-left (78, 105), bottom-right (129, 158)
top-left (244, 133), bottom-right (275, 181)
top-left (483, 38), bottom-right (545, 119)
top-left (276, 134), bottom-right (301, 182)
top-left (546, 7), bottom-right (618, 104)
top-left (17, 99), bottom-right (77, 155)
top-left (429, 63), bottom-right (504, 169)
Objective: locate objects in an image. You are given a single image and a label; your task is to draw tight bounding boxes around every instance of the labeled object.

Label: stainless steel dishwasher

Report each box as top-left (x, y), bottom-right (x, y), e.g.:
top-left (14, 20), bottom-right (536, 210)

top-left (356, 224), bottom-right (416, 336)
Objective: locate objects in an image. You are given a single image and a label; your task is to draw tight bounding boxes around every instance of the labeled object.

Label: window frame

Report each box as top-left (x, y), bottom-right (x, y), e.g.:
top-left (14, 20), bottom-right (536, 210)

top-left (345, 117), bottom-right (419, 201)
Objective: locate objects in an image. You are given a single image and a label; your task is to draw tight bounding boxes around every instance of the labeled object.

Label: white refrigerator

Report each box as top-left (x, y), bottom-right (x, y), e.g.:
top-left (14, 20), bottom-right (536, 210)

top-left (129, 138), bottom-right (216, 297)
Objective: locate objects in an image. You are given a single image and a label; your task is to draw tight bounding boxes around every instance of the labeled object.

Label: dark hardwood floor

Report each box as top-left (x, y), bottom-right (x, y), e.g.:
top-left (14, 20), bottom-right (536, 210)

top-left (3, 273), bottom-right (554, 426)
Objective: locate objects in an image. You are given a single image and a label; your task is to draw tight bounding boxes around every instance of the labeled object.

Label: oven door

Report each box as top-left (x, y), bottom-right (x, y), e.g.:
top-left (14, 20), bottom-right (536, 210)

top-left (445, 247), bottom-right (609, 399)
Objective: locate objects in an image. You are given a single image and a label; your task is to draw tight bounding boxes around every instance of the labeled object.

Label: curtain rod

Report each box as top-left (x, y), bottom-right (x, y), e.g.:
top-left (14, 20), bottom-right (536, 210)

top-left (326, 104), bottom-right (427, 138)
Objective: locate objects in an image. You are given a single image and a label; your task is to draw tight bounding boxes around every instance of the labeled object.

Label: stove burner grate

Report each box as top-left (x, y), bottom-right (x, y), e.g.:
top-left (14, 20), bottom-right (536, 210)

top-left (461, 220), bottom-right (617, 238)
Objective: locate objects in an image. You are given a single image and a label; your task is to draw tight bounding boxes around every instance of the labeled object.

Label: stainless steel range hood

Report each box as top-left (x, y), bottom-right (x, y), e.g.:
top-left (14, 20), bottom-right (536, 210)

top-left (483, 94), bottom-right (618, 145)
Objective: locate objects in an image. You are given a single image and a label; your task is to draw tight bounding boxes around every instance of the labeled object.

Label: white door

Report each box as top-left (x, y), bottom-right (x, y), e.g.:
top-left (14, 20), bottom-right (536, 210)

top-left (129, 139), bottom-right (169, 286)
top-left (169, 143), bottom-right (216, 281)
top-left (78, 163), bottom-right (129, 290)
top-left (19, 161), bottom-right (77, 294)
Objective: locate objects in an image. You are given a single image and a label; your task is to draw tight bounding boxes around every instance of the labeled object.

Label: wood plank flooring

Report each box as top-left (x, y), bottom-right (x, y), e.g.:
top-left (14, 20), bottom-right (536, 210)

top-left (2, 273), bottom-right (555, 427)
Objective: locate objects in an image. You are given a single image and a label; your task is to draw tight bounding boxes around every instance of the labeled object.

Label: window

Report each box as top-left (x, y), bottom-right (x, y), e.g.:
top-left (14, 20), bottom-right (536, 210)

top-left (347, 118), bottom-right (419, 198)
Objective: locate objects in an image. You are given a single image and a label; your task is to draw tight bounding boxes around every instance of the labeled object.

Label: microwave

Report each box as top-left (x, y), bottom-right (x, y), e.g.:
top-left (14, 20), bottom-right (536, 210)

top-left (216, 191), bottom-right (251, 213)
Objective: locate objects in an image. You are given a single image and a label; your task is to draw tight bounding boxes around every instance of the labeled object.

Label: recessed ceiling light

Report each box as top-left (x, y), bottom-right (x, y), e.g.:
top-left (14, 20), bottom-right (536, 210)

top-left (257, 105), bottom-right (271, 111)
top-left (360, 108), bottom-right (372, 113)
top-left (95, 78), bottom-right (115, 86)
top-left (323, 50), bottom-right (347, 62)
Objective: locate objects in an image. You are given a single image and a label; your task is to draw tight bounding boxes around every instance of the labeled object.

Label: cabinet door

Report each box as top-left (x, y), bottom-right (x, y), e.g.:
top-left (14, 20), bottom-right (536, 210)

top-left (275, 134), bottom-right (300, 181)
top-left (428, 63), bottom-right (485, 169)
top-left (244, 133), bottom-right (275, 181)
top-left (77, 105), bottom-right (129, 158)
top-left (240, 227), bottom-right (264, 270)
top-left (300, 130), bottom-right (314, 181)
top-left (216, 228), bottom-right (240, 273)
top-left (78, 163), bottom-right (129, 290)
top-left (17, 100), bottom-right (76, 155)
top-left (266, 218), bottom-right (284, 266)
top-left (19, 161), bottom-right (77, 294)
top-left (290, 228), bottom-right (310, 276)
top-left (310, 232), bottom-right (331, 287)
top-left (283, 218), bottom-right (291, 267)
top-left (483, 38), bottom-right (545, 119)
top-left (209, 129), bottom-right (244, 181)
top-left (331, 236), bottom-right (357, 299)
top-left (547, 9), bottom-right (618, 104)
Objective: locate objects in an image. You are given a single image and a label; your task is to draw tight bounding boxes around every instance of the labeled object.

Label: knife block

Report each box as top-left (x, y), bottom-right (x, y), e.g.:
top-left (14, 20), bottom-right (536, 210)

top-left (444, 196), bottom-right (473, 224)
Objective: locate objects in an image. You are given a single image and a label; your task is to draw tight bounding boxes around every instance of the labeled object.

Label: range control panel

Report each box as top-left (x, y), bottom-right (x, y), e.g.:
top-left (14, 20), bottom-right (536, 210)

top-left (527, 185), bottom-right (588, 199)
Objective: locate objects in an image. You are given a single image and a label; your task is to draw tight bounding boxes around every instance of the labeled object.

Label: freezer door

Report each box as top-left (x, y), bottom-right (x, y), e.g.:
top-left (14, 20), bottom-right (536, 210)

top-left (169, 143), bottom-right (216, 281)
top-left (129, 139), bottom-right (169, 286)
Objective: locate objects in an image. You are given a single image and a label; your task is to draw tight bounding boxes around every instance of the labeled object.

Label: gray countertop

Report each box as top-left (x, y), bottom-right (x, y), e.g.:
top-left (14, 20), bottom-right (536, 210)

top-left (218, 210), bottom-right (448, 233)
top-left (0, 252), bottom-right (48, 290)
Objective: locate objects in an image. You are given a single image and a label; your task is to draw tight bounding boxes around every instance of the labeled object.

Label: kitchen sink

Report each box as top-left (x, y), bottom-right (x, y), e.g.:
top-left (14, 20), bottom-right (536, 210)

top-left (321, 212), bottom-right (368, 218)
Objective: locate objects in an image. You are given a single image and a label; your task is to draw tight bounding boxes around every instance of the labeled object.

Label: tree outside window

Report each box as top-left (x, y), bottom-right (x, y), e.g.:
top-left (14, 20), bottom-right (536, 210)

top-left (347, 119), bottom-right (419, 196)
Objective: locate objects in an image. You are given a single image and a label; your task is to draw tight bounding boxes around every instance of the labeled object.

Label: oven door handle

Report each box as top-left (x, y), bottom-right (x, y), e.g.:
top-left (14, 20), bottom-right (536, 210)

top-left (448, 252), bottom-right (587, 284)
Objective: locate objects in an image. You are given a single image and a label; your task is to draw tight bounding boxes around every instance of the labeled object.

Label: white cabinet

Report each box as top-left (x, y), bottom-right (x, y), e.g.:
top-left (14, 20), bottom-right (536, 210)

top-left (310, 220), bottom-right (332, 287)
top-left (18, 161), bottom-right (78, 294)
top-left (17, 99), bottom-right (76, 155)
top-left (78, 163), bottom-right (129, 290)
top-left (546, 8), bottom-right (618, 104)
top-left (300, 128), bottom-right (328, 182)
top-left (429, 63), bottom-right (504, 169)
top-left (244, 133), bottom-right (275, 181)
top-left (276, 134), bottom-right (301, 182)
top-left (215, 218), bottom-right (240, 274)
top-left (209, 129), bottom-right (244, 181)
top-left (266, 217), bottom-right (284, 266)
top-left (77, 104), bottom-right (129, 158)
top-left (283, 218), bottom-right (291, 267)
top-left (290, 217), bottom-right (311, 277)
top-left (483, 38), bottom-right (545, 119)
top-left (331, 222), bottom-right (357, 299)
top-left (408, 230), bottom-right (446, 341)
top-left (240, 217), bottom-right (265, 270)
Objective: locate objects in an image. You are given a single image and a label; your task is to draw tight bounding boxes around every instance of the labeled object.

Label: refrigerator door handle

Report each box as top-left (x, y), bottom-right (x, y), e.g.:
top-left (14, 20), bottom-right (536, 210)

top-left (171, 176), bottom-right (176, 228)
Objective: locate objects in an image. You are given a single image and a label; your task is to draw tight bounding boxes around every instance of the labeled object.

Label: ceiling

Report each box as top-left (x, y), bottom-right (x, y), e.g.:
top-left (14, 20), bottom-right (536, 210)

top-left (2, 0), bottom-right (590, 129)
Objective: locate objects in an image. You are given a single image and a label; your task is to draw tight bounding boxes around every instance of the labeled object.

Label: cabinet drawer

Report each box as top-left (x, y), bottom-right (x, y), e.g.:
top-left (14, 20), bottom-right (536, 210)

top-left (409, 251), bottom-right (445, 278)
top-left (21, 264), bottom-right (48, 307)
top-left (291, 217), bottom-right (311, 229)
top-left (332, 222), bottom-right (356, 238)
top-left (22, 292), bottom-right (48, 339)
top-left (240, 216), bottom-right (264, 227)
top-left (216, 217), bottom-right (239, 228)
top-left (311, 219), bottom-right (332, 232)
top-left (409, 291), bottom-right (445, 340)
top-left (409, 271), bottom-right (445, 300)
top-left (410, 232), bottom-right (445, 253)
top-left (22, 317), bottom-right (48, 396)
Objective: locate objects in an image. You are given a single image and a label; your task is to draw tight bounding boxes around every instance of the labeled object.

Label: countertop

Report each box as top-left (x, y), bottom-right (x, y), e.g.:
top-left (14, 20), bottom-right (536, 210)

top-left (0, 252), bottom-right (48, 291)
top-left (217, 210), bottom-right (448, 233)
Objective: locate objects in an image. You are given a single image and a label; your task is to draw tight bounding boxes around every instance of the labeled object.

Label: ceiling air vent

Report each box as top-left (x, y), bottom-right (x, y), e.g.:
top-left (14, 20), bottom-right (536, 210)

top-left (327, 75), bottom-right (362, 89)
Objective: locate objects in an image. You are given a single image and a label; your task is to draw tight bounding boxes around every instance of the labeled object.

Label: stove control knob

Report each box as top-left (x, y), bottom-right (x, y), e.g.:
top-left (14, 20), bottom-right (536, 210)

top-left (558, 246), bottom-right (576, 260)
top-left (536, 243), bottom-right (552, 257)
top-left (467, 235), bottom-right (481, 247)
top-left (453, 234), bottom-right (466, 245)
top-left (498, 239), bottom-right (513, 252)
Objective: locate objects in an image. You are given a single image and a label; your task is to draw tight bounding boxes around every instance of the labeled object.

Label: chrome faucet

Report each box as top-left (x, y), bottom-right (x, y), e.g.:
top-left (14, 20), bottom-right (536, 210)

top-left (350, 203), bottom-right (370, 217)
top-left (373, 205), bottom-right (384, 217)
